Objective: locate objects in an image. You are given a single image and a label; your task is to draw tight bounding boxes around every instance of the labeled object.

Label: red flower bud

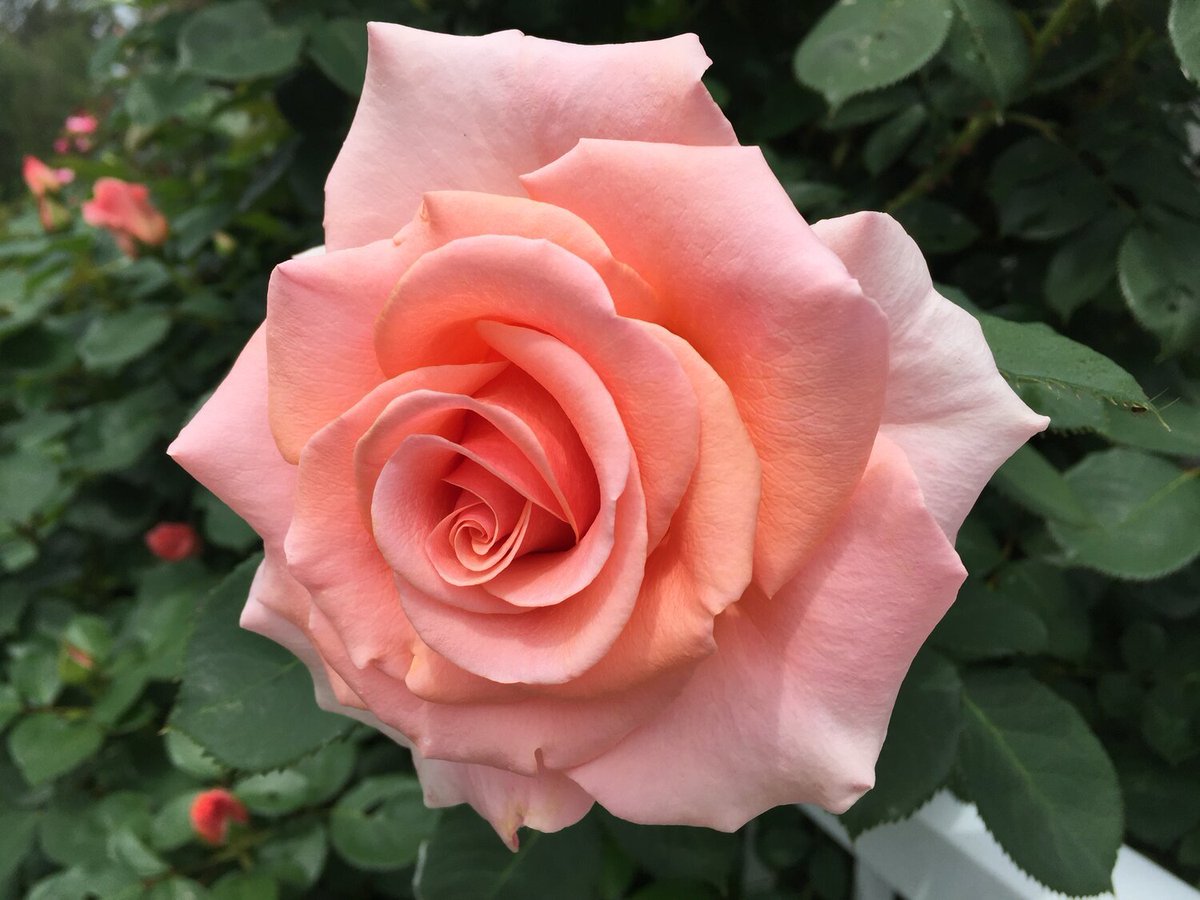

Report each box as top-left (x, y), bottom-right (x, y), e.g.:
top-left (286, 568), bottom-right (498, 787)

top-left (145, 522), bottom-right (200, 561)
top-left (189, 789), bottom-right (249, 845)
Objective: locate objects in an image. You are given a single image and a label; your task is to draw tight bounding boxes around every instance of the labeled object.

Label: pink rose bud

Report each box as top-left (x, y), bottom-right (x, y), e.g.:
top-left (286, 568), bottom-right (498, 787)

top-left (189, 789), bottom-right (249, 845)
top-left (22, 155), bottom-right (64, 198)
top-left (74, 136), bottom-right (93, 153)
top-left (55, 168), bottom-right (75, 185)
top-left (145, 522), bottom-right (200, 561)
top-left (82, 177), bottom-right (168, 256)
top-left (53, 137), bottom-right (70, 154)
top-left (65, 113), bottom-right (98, 135)
top-left (169, 24), bottom-right (1048, 847)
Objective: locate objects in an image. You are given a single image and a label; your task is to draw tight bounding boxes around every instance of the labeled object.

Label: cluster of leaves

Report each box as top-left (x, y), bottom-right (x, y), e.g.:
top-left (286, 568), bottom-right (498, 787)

top-left (0, 0), bottom-right (1196, 897)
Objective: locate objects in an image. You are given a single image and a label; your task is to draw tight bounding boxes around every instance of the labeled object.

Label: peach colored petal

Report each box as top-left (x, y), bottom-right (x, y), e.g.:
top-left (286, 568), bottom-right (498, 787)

top-left (471, 324), bottom-right (634, 606)
top-left (305, 602), bottom-right (688, 774)
top-left (523, 140), bottom-right (889, 595)
top-left (403, 192), bottom-right (661, 320)
top-left (324, 25), bottom-right (734, 250)
top-left (389, 439), bottom-right (647, 686)
top-left (286, 364), bottom-right (508, 674)
top-left (810, 212), bottom-right (1049, 540)
top-left (265, 239), bottom-right (409, 462)
top-left (82, 177), bottom-right (167, 246)
top-left (168, 326), bottom-right (295, 552)
top-left (414, 755), bottom-right (593, 850)
top-left (567, 436), bottom-right (966, 830)
top-left (375, 233), bottom-right (698, 549)
top-left (530, 323), bottom-right (762, 701)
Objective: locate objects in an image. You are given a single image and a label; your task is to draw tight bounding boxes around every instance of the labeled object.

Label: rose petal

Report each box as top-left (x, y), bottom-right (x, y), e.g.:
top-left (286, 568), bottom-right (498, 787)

top-left (168, 326), bottom-right (295, 551)
top-left (286, 363), bottom-right (509, 674)
top-left (265, 239), bottom-right (410, 462)
top-left (567, 436), bottom-right (966, 830)
top-left (389, 438), bottom-right (648, 685)
top-left (414, 755), bottom-right (594, 850)
top-left (375, 233), bottom-right (698, 548)
top-left (324, 25), bottom-right (735, 250)
top-left (810, 212), bottom-right (1049, 539)
top-left (523, 140), bottom-right (889, 595)
top-left (306, 603), bottom-right (689, 774)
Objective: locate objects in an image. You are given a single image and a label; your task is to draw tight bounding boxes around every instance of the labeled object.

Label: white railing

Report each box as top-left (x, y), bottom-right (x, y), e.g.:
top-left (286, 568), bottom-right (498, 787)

top-left (801, 792), bottom-right (1200, 900)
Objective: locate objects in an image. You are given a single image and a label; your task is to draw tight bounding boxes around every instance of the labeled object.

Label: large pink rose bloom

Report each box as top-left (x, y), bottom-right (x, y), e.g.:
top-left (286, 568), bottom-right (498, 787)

top-left (170, 25), bottom-right (1046, 845)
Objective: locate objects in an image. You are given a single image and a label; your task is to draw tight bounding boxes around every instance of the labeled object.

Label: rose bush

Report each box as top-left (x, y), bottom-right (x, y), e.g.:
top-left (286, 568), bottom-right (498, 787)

top-left (170, 24), bottom-right (1045, 845)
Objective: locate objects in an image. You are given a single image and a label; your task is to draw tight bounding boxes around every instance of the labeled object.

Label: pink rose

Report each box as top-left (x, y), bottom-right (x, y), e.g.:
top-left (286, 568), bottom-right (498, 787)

top-left (22, 155), bottom-right (70, 197)
top-left (82, 177), bottom-right (168, 257)
top-left (65, 112), bottom-right (98, 135)
top-left (170, 25), bottom-right (1045, 845)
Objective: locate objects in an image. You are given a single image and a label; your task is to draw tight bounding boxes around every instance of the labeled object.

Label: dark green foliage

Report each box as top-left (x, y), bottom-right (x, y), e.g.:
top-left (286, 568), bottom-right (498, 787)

top-left (0, 0), bottom-right (1198, 897)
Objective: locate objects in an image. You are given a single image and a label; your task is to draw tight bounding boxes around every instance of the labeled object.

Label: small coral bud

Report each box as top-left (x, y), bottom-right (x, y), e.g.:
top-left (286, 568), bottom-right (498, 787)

top-left (190, 789), bottom-right (249, 845)
top-left (145, 522), bottom-right (200, 561)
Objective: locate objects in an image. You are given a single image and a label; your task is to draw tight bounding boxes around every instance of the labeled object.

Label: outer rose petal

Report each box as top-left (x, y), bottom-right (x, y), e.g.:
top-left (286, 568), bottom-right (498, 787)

top-left (266, 240), bottom-right (411, 462)
top-left (524, 141), bottom-right (889, 594)
top-left (811, 212), bottom-right (1049, 539)
top-left (241, 561), bottom-right (592, 847)
top-left (168, 327), bottom-right (295, 551)
top-left (566, 436), bottom-right (966, 830)
top-left (414, 756), bottom-right (593, 851)
top-left (324, 25), bottom-right (735, 250)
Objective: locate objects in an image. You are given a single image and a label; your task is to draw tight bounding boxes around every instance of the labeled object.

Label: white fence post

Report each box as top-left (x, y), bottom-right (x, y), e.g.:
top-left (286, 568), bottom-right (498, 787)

top-left (801, 791), bottom-right (1200, 900)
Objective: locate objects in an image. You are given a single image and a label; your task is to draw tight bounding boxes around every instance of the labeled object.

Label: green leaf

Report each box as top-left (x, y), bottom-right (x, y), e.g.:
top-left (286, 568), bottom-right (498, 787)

top-left (0, 808), bottom-right (38, 886)
top-left (236, 769), bottom-right (311, 817)
top-left (943, 0), bottom-right (1031, 106)
top-left (308, 18), bottom-right (368, 95)
top-left (8, 712), bottom-right (104, 785)
top-left (601, 813), bottom-right (738, 888)
top-left (996, 562), bottom-right (1090, 663)
top-left (149, 791), bottom-right (201, 853)
top-left (1043, 211), bottom-right (1130, 320)
top-left (1115, 747), bottom-right (1200, 849)
top-left (1117, 221), bottom-right (1200, 357)
top-left (78, 308), bottom-right (172, 373)
top-left (9, 641), bottom-right (62, 706)
top-left (991, 445), bottom-right (1093, 525)
top-left (178, 1), bottom-right (303, 81)
top-left (0, 451), bottom-right (60, 526)
top-left (893, 198), bottom-right (980, 255)
top-left (197, 488), bottom-right (259, 552)
top-left (123, 70), bottom-right (209, 128)
top-left (257, 822), bottom-right (328, 890)
top-left (794, 0), bottom-right (954, 107)
top-left (330, 775), bottom-right (439, 871)
top-left (1048, 448), bottom-right (1200, 580)
top-left (931, 579), bottom-right (1047, 661)
top-left (210, 872), bottom-right (280, 900)
top-left (977, 314), bottom-right (1154, 416)
top-left (862, 105), bottom-right (926, 175)
top-left (1100, 399), bottom-right (1200, 458)
top-left (841, 652), bottom-right (962, 835)
top-left (989, 137), bottom-right (1110, 241)
top-left (414, 807), bottom-right (604, 900)
top-left (1169, 0), bottom-right (1200, 82)
top-left (959, 669), bottom-right (1122, 896)
top-left (169, 556), bottom-right (352, 771)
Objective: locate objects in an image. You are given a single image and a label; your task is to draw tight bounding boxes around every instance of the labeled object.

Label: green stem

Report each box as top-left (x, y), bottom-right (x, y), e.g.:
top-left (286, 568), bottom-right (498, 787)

top-left (885, 112), bottom-right (994, 213)
top-left (884, 0), bottom-right (1088, 213)
top-left (1031, 0), bottom-right (1088, 64)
